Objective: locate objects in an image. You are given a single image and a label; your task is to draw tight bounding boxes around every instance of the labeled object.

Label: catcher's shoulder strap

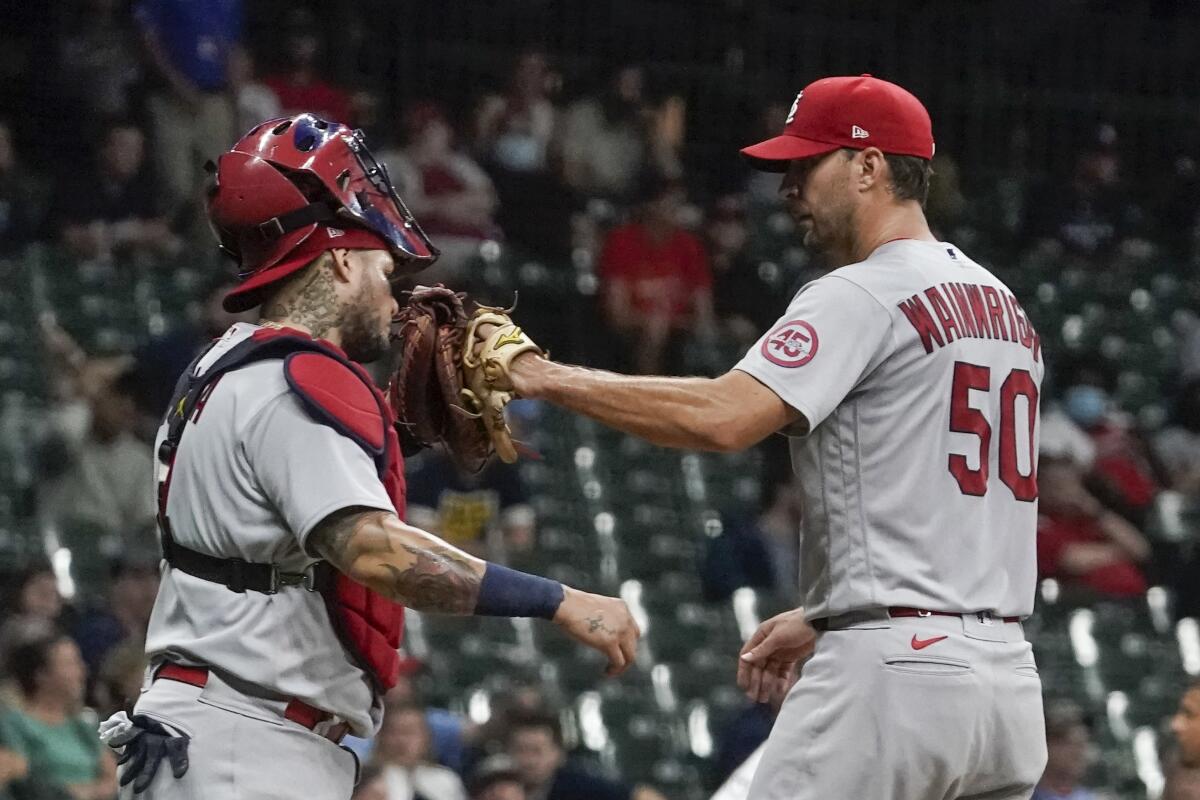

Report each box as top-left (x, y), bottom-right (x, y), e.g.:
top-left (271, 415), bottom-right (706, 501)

top-left (156, 329), bottom-right (387, 593)
top-left (282, 351), bottom-right (390, 479)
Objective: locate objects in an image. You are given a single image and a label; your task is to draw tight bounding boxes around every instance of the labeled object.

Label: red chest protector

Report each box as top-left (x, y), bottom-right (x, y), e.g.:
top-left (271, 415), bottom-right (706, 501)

top-left (156, 326), bottom-right (407, 693)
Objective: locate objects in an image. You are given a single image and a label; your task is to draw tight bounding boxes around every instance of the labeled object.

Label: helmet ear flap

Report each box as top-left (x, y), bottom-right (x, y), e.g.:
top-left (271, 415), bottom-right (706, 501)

top-left (205, 151), bottom-right (317, 273)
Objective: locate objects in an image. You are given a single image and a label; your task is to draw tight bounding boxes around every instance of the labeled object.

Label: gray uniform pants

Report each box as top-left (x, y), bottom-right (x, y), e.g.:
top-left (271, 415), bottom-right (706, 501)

top-left (118, 674), bottom-right (358, 799)
top-left (747, 613), bottom-right (1046, 800)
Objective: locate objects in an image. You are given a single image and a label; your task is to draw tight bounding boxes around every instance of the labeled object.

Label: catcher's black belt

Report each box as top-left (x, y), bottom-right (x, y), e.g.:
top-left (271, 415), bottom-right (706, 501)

top-left (160, 525), bottom-right (323, 595)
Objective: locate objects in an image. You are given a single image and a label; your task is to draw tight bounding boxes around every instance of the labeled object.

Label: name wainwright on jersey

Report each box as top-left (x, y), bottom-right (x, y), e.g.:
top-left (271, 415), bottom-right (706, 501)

top-left (897, 281), bottom-right (1041, 361)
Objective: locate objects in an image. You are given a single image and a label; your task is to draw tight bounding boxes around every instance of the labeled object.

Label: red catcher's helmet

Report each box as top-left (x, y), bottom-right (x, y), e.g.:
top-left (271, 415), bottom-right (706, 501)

top-left (207, 113), bottom-right (439, 312)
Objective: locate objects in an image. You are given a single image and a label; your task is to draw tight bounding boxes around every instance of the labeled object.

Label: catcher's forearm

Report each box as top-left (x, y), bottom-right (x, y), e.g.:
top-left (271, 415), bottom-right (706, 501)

top-left (308, 507), bottom-right (562, 617)
top-left (514, 359), bottom-right (736, 451)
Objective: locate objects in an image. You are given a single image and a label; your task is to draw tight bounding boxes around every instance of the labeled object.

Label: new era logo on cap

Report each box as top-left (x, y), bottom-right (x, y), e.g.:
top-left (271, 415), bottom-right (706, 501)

top-left (740, 74), bottom-right (935, 172)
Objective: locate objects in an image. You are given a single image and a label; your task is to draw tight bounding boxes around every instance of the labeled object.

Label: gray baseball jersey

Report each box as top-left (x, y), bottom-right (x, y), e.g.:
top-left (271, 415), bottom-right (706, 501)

top-left (144, 323), bottom-right (396, 736)
top-left (735, 239), bottom-right (1042, 620)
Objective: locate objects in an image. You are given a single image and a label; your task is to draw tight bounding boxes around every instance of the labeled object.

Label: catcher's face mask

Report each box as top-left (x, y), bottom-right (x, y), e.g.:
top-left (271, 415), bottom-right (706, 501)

top-left (207, 113), bottom-right (440, 311)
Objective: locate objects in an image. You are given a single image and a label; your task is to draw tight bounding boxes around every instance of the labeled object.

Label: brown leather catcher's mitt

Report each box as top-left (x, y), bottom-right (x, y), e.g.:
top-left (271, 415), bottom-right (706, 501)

top-left (388, 285), bottom-right (491, 472)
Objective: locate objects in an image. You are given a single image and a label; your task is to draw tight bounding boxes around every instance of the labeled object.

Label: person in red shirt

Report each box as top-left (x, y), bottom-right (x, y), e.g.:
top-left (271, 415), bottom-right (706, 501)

top-left (598, 173), bottom-right (715, 374)
top-left (1036, 457), bottom-right (1151, 598)
top-left (262, 10), bottom-right (351, 124)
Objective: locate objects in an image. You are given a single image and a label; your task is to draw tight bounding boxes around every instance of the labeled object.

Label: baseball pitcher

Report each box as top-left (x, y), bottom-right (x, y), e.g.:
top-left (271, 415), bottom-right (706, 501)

top-left (462, 76), bottom-right (1047, 798)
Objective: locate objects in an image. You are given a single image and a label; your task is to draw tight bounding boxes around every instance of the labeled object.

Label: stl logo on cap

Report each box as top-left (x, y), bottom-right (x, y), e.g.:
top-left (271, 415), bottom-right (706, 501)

top-left (762, 319), bottom-right (819, 368)
top-left (786, 91), bottom-right (803, 124)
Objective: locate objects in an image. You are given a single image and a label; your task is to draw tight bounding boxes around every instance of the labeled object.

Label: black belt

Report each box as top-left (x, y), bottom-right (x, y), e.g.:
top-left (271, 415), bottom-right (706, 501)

top-left (162, 534), bottom-right (323, 595)
top-left (811, 607), bottom-right (1022, 631)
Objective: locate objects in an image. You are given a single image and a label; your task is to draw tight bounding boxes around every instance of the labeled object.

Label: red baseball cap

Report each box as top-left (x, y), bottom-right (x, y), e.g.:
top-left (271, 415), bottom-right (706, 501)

top-left (223, 225), bottom-right (391, 312)
top-left (741, 74), bottom-right (934, 172)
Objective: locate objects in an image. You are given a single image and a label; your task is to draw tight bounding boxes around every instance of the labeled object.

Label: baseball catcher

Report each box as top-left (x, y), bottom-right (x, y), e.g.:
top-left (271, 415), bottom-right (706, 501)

top-left (99, 113), bottom-right (638, 799)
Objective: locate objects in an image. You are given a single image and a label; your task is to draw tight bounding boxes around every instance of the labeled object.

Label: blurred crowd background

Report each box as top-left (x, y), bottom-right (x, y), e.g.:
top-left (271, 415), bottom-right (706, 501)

top-left (2, 0), bottom-right (1200, 798)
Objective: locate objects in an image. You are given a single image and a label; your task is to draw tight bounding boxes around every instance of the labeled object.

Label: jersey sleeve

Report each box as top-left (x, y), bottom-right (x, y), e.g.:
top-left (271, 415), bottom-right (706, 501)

top-left (242, 392), bottom-right (395, 550)
top-left (733, 275), bottom-right (893, 433)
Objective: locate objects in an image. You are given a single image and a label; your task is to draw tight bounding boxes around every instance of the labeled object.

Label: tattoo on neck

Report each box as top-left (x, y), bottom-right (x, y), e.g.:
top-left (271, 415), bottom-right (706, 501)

top-left (260, 259), bottom-right (343, 339)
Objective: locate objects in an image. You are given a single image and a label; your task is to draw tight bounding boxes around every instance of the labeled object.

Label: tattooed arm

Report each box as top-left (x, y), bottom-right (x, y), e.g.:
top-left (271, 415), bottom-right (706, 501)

top-left (307, 506), bottom-right (484, 614)
top-left (307, 506), bottom-right (642, 673)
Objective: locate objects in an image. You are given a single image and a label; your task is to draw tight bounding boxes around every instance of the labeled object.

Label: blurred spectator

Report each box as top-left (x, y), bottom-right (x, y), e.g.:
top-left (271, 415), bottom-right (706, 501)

top-left (263, 10), bottom-right (351, 124)
top-left (0, 746), bottom-right (29, 800)
top-left (475, 51), bottom-right (560, 176)
top-left (371, 701), bottom-right (467, 800)
top-left (1036, 457), bottom-right (1150, 598)
top-left (925, 152), bottom-right (967, 233)
top-left (1168, 680), bottom-right (1200, 800)
top-left (0, 561), bottom-right (64, 630)
top-left (743, 99), bottom-right (790, 213)
top-left (699, 511), bottom-right (776, 603)
top-left (1061, 382), bottom-right (1159, 523)
top-left (48, 118), bottom-right (177, 262)
top-left (343, 668), bottom-right (470, 774)
top-left (38, 362), bottom-right (158, 553)
top-left (557, 65), bottom-right (680, 201)
top-left (405, 448), bottom-right (535, 559)
top-left (72, 556), bottom-right (158, 677)
top-left (1027, 125), bottom-right (1144, 256)
top-left (133, 279), bottom-right (256, 417)
top-left (91, 639), bottom-right (147, 720)
top-left (705, 194), bottom-right (789, 347)
top-left (467, 755), bottom-right (525, 800)
top-left (1033, 700), bottom-right (1099, 800)
top-left (474, 52), bottom-right (574, 261)
top-left (712, 664), bottom-right (796, 785)
top-left (228, 44), bottom-right (281, 135)
top-left (134, 0), bottom-right (240, 214)
top-left (0, 635), bottom-right (116, 799)
top-left (380, 102), bottom-right (500, 285)
top-left (1040, 403), bottom-right (1098, 472)
top-left (0, 561), bottom-right (67, 692)
top-left (0, 121), bottom-right (47, 255)
top-left (1154, 378), bottom-right (1200, 497)
top-left (55, 0), bottom-right (143, 123)
top-left (506, 710), bottom-right (666, 800)
top-left (597, 173), bottom-right (714, 374)
top-left (353, 764), bottom-right (388, 800)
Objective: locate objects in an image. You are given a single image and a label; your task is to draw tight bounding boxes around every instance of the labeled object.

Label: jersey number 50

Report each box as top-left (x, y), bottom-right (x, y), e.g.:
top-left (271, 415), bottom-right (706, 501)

top-left (947, 361), bottom-right (1039, 502)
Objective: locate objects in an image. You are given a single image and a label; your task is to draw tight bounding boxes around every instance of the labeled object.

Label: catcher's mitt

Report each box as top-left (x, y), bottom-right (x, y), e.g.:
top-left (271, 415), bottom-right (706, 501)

top-left (460, 303), bottom-right (544, 463)
top-left (388, 285), bottom-right (491, 472)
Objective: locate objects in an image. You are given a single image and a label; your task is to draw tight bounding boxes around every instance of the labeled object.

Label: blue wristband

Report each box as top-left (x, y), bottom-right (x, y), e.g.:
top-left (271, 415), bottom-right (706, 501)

top-left (474, 563), bottom-right (565, 620)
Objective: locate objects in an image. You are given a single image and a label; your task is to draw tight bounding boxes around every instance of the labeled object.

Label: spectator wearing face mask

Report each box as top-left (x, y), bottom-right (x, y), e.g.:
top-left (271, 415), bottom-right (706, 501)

top-left (1061, 381), bottom-right (1160, 524)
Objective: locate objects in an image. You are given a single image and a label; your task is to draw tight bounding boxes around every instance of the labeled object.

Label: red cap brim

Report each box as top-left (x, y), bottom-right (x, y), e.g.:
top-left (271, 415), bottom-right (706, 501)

top-left (739, 134), bottom-right (842, 173)
top-left (223, 227), bottom-right (392, 313)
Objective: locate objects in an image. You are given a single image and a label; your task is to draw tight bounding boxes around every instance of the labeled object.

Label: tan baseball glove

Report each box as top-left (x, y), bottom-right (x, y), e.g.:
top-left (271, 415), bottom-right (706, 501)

top-left (460, 304), bottom-right (544, 463)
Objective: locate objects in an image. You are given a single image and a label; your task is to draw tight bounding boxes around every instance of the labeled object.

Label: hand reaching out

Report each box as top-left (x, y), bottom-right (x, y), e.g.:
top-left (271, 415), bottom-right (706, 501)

top-left (737, 608), bottom-right (817, 704)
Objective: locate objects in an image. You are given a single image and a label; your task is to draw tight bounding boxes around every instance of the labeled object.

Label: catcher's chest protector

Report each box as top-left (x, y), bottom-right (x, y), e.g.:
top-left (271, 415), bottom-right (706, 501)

top-left (159, 327), bottom-right (407, 693)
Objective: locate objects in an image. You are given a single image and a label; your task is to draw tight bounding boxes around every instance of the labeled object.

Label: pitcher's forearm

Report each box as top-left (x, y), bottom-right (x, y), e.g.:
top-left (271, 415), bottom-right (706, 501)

top-left (513, 358), bottom-right (728, 450)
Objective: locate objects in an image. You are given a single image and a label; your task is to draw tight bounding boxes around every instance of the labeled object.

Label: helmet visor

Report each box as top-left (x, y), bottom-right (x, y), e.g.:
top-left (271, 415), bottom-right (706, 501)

top-left (343, 131), bottom-right (440, 266)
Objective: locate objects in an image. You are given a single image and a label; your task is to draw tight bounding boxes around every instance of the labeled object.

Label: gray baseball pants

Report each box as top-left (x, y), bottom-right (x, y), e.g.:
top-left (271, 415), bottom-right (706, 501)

top-left (747, 612), bottom-right (1047, 799)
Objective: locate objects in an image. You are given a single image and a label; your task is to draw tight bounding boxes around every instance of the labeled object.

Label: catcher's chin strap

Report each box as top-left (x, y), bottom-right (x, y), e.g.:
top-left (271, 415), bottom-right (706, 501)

top-left (156, 336), bottom-right (333, 595)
